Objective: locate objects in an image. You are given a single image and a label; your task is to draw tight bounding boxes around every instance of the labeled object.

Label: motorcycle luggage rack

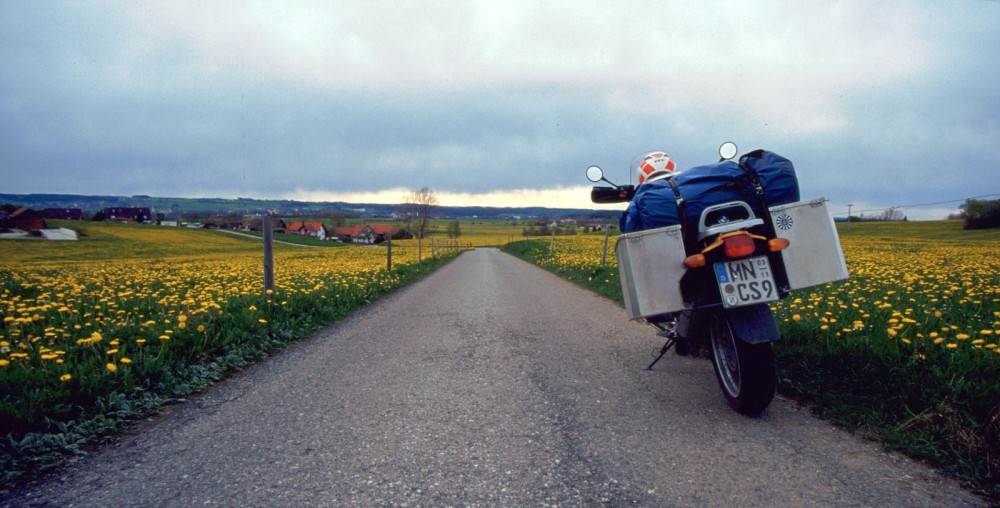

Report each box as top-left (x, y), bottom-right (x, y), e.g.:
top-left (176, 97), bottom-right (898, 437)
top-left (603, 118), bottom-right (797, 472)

top-left (696, 201), bottom-right (764, 242)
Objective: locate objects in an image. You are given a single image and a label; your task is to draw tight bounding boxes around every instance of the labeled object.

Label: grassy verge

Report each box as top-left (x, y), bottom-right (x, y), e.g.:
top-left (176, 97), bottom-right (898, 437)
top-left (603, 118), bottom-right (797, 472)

top-left (502, 234), bottom-right (999, 503)
top-left (0, 249), bottom-right (460, 493)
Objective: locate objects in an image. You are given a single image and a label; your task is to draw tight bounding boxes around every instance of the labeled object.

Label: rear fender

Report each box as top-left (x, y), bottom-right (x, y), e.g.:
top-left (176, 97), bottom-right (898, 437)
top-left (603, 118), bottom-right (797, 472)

top-left (724, 303), bottom-right (780, 344)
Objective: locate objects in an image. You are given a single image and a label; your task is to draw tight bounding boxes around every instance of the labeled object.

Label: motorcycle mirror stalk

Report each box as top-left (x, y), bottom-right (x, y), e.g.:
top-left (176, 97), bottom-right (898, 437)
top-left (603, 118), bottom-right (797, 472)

top-left (586, 165), bottom-right (635, 204)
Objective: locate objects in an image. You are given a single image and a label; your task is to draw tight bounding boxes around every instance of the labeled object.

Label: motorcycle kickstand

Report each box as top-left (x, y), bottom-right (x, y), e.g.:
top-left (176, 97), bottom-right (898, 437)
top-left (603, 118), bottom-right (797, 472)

top-left (646, 328), bottom-right (678, 371)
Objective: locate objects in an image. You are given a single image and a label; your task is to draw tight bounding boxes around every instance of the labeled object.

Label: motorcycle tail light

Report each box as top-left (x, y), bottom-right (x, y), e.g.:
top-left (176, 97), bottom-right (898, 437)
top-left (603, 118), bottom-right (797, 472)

top-left (768, 238), bottom-right (790, 252)
top-left (723, 233), bottom-right (756, 258)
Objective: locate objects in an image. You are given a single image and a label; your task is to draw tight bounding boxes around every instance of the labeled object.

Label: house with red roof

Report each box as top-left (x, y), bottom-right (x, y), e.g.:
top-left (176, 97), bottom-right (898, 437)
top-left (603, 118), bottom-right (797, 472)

top-left (332, 224), bottom-right (412, 244)
top-left (0, 207), bottom-right (46, 231)
top-left (285, 221), bottom-right (328, 240)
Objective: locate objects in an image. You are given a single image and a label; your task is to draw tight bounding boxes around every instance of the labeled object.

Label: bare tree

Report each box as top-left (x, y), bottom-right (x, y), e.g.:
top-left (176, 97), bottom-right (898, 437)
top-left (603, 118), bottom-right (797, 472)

top-left (879, 207), bottom-right (905, 221)
top-left (401, 187), bottom-right (438, 238)
top-left (446, 220), bottom-right (461, 239)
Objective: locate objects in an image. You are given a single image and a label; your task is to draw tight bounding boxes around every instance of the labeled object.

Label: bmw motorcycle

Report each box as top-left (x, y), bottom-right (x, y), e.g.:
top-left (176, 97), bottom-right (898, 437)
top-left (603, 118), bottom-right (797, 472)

top-left (587, 143), bottom-right (806, 416)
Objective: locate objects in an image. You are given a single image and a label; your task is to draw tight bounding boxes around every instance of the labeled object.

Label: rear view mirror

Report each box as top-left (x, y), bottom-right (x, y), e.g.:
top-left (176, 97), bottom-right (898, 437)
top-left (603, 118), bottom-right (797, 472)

top-left (719, 142), bottom-right (738, 160)
top-left (586, 165), bottom-right (605, 183)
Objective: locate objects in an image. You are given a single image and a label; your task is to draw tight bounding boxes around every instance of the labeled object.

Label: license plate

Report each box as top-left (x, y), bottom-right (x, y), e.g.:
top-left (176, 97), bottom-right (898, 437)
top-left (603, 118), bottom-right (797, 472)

top-left (714, 256), bottom-right (779, 308)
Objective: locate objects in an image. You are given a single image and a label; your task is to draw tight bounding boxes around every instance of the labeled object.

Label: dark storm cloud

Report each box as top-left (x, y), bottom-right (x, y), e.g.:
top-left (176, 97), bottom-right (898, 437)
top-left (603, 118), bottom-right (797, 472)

top-left (2, 1), bottom-right (999, 218)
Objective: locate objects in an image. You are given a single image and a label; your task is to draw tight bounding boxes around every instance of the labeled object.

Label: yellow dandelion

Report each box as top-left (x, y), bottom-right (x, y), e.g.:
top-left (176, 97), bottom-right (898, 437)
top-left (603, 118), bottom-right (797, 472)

top-left (956, 334), bottom-right (969, 340)
top-left (946, 343), bottom-right (958, 350)
top-left (119, 357), bottom-right (132, 364)
top-left (106, 362), bottom-right (118, 372)
top-left (197, 325), bottom-right (205, 333)
top-left (887, 329), bottom-right (898, 337)
top-left (792, 314), bottom-right (801, 322)
top-left (60, 374), bottom-right (72, 382)
top-left (258, 319), bottom-right (267, 325)
top-left (0, 359), bottom-right (9, 367)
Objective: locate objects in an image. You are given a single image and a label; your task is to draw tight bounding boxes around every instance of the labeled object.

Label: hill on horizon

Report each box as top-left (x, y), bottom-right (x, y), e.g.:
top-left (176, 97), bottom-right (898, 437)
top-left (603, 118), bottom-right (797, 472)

top-left (0, 192), bottom-right (618, 221)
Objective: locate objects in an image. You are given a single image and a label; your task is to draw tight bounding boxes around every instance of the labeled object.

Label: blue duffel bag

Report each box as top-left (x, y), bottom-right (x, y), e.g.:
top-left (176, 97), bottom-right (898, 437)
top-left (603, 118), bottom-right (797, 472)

top-left (620, 149), bottom-right (800, 235)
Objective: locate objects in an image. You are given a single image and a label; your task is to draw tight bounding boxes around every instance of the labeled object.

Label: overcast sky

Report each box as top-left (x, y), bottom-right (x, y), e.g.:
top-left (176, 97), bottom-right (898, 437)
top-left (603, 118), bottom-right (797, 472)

top-left (2, 1), bottom-right (998, 219)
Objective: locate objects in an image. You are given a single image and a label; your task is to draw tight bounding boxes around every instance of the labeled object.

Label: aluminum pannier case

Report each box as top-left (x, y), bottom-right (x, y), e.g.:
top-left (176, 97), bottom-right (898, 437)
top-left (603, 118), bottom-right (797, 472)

top-left (768, 197), bottom-right (849, 290)
top-left (615, 224), bottom-right (687, 320)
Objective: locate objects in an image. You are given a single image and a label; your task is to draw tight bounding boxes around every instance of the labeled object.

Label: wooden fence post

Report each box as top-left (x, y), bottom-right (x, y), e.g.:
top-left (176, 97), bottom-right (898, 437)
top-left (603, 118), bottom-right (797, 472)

top-left (601, 223), bottom-right (609, 266)
top-left (263, 215), bottom-right (274, 299)
top-left (386, 234), bottom-right (392, 272)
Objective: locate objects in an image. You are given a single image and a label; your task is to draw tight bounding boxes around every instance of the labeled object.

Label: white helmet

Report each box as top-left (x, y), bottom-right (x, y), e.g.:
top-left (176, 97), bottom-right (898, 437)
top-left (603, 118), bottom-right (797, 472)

top-left (637, 151), bottom-right (677, 185)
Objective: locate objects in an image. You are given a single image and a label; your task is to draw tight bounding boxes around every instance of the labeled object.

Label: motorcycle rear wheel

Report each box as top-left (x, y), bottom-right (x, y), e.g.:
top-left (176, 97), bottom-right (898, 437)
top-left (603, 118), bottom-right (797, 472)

top-left (708, 311), bottom-right (776, 416)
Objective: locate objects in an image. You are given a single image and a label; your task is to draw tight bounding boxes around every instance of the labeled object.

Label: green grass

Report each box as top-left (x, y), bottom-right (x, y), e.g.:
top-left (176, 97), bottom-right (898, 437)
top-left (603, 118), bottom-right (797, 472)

top-left (0, 225), bottom-right (462, 493)
top-left (837, 219), bottom-right (1000, 242)
top-left (503, 221), bottom-right (1000, 503)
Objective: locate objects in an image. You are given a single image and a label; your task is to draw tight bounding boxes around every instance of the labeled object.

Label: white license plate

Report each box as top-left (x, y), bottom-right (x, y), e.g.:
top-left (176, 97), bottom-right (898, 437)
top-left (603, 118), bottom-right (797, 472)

top-left (714, 256), bottom-right (779, 308)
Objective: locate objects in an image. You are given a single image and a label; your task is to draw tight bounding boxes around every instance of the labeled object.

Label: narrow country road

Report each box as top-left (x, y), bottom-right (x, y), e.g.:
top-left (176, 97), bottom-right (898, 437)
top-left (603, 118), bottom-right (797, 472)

top-left (7, 249), bottom-right (985, 506)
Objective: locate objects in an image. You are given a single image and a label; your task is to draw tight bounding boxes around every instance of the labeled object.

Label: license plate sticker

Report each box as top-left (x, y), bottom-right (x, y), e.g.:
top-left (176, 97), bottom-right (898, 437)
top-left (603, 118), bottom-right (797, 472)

top-left (714, 256), bottom-right (779, 308)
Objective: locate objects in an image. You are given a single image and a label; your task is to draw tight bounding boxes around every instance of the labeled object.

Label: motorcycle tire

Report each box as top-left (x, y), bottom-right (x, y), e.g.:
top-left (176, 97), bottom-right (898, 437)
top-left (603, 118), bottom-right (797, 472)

top-left (708, 311), bottom-right (776, 416)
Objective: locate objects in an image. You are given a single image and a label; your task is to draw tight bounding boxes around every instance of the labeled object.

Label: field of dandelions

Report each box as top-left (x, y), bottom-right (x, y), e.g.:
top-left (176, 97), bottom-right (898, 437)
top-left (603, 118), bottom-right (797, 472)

top-left (0, 221), bottom-right (464, 491)
top-left (503, 221), bottom-right (999, 500)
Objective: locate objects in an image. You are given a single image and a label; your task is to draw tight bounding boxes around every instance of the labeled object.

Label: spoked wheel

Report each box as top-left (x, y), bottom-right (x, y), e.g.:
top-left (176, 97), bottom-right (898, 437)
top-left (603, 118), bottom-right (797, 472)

top-left (708, 311), bottom-right (776, 416)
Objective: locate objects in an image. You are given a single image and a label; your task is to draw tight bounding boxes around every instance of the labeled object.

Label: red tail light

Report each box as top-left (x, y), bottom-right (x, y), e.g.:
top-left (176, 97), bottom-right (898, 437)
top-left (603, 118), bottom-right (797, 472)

top-left (723, 233), bottom-right (756, 258)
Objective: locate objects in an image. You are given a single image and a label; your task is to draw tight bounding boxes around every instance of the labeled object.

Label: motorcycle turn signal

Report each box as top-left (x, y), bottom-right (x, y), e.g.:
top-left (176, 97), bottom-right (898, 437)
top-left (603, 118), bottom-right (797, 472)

top-left (768, 238), bottom-right (791, 252)
top-left (684, 254), bottom-right (706, 268)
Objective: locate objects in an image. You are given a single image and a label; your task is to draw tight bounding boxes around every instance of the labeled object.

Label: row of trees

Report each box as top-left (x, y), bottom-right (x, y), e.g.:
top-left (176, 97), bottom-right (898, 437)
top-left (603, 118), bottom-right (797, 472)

top-left (957, 198), bottom-right (1000, 230)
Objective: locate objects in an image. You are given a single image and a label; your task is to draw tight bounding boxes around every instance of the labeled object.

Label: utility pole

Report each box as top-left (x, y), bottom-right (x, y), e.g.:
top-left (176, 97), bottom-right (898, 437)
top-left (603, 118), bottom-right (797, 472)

top-left (847, 204), bottom-right (853, 233)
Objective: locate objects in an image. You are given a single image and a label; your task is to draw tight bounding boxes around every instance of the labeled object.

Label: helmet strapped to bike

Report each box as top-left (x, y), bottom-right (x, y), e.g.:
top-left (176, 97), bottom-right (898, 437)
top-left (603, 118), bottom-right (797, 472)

top-left (637, 151), bottom-right (677, 185)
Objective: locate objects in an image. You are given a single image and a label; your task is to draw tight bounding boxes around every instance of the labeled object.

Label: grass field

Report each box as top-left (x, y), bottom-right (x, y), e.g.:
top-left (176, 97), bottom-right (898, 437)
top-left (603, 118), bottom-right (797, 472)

top-left (0, 221), bottom-right (464, 491)
top-left (503, 219), bottom-right (1000, 501)
top-left (4, 218), bottom-right (996, 500)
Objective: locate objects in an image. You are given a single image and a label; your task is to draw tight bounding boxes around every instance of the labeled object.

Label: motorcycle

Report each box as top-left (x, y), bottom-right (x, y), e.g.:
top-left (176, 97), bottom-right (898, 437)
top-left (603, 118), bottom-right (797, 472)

top-left (587, 142), bottom-right (804, 416)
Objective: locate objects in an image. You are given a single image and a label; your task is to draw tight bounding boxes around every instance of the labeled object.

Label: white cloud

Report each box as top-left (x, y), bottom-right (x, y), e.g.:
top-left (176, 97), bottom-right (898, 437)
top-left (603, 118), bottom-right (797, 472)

top-left (286, 185), bottom-right (617, 211)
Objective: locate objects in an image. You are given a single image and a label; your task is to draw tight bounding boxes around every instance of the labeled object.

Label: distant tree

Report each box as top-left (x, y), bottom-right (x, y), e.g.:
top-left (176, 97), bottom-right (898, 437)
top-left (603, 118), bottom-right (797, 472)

top-left (328, 212), bottom-right (348, 228)
top-left (92, 211), bottom-right (106, 222)
top-left (960, 198), bottom-right (1000, 230)
top-left (446, 220), bottom-right (461, 239)
top-left (400, 187), bottom-right (438, 239)
top-left (878, 207), bottom-right (905, 221)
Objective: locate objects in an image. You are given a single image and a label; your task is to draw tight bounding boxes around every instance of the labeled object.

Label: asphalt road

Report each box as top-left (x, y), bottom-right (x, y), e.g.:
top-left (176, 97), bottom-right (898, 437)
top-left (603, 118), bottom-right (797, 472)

top-left (6, 249), bottom-right (986, 507)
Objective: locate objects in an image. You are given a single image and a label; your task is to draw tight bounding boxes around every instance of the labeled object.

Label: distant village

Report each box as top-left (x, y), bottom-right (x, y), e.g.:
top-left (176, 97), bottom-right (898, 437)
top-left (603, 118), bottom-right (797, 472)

top-left (0, 205), bottom-right (420, 244)
top-left (1, 204), bottom-right (609, 243)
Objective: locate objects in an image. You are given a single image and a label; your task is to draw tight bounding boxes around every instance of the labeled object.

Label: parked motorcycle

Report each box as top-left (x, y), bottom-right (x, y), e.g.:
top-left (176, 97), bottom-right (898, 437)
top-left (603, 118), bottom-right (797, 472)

top-left (587, 143), bottom-right (847, 416)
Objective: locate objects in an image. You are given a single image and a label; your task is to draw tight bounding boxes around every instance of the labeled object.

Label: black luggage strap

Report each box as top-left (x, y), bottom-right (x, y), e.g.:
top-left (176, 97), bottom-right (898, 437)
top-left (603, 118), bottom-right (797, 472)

top-left (738, 153), bottom-right (777, 236)
top-left (665, 179), bottom-right (687, 241)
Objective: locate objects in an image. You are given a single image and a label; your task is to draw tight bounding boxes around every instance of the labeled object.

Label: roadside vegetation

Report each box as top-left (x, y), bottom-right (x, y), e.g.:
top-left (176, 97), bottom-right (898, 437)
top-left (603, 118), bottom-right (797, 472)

top-left (0, 221), bottom-right (465, 492)
top-left (503, 220), bottom-right (1000, 502)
